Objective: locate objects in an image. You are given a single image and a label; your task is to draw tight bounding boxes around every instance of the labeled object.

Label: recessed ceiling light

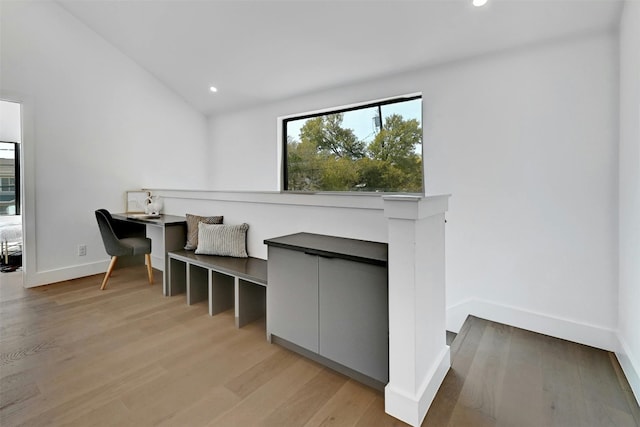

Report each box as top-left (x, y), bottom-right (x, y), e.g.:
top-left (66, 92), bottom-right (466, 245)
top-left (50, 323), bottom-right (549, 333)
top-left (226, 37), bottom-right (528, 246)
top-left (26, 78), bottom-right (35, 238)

top-left (209, 86), bottom-right (218, 93)
top-left (473, 0), bottom-right (488, 6)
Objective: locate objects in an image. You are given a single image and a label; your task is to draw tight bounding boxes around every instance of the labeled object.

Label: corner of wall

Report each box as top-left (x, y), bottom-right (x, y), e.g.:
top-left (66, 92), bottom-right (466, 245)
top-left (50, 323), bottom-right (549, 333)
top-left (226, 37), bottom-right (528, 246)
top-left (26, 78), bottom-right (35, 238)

top-left (446, 298), bottom-right (619, 352)
top-left (616, 333), bottom-right (640, 405)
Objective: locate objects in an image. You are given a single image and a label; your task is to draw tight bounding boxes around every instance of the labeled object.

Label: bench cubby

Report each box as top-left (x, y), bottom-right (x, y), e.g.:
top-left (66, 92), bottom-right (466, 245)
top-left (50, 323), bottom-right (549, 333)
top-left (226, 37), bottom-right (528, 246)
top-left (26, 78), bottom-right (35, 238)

top-left (167, 249), bottom-right (267, 328)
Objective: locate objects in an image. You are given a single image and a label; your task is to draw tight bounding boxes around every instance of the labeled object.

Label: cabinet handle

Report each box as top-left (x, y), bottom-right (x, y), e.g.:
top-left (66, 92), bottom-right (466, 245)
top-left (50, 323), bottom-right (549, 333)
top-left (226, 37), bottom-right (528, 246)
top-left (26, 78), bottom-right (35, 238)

top-left (304, 250), bottom-right (334, 259)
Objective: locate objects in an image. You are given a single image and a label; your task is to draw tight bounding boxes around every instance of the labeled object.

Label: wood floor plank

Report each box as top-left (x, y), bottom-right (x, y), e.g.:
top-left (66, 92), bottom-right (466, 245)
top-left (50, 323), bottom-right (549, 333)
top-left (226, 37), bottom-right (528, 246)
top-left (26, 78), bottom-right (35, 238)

top-left (354, 395), bottom-right (409, 427)
top-left (494, 327), bottom-right (544, 427)
top-left (120, 333), bottom-right (279, 425)
top-left (421, 369), bottom-right (465, 426)
top-left (575, 342), bottom-right (637, 416)
top-left (423, 315), bottom-right (488, 426)
top-left (448, 320), bottom-right (511, 424)
top-left (611, 353), bottom-right (640, 425)
top-left (303, 379), bottom-right (378, 427)
top-left (540, 335), bottom-right (592, 427)
top-left (224, 346), bottom-right (300, 399)
top-left (34, 322), bottom-right (198, 394)
top-left (206, 357), bottom-right (325, 426)
top-left (261, 368), bottom-right (348, 427)
top-left (0, 381), bottom-right (39, 414)
top-left (62, 398), bottom-right (133, 427)
top-left (154, 386), bottom-right (241, 427)
top-left (10, 363), bottom-right (167, 426)
top-left (1, 271), bottom-right (637, 427)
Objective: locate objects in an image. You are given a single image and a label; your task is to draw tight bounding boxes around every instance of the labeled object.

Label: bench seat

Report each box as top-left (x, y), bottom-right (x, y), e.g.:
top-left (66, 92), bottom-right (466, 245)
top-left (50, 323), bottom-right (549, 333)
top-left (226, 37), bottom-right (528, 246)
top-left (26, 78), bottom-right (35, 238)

top-left (168, 249), bottom-right (267, 327)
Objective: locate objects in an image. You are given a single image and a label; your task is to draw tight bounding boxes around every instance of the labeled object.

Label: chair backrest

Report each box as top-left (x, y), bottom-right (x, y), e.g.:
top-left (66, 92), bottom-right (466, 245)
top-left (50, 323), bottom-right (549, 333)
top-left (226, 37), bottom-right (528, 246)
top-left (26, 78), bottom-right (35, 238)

top-left (95, 209), bottom-right (123, 256)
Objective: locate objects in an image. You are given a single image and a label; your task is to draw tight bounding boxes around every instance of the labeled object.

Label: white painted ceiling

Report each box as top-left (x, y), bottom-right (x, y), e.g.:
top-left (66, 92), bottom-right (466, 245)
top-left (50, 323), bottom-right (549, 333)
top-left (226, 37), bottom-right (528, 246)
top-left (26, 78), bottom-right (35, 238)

top-left (58, 0), bottom-right (623, 116)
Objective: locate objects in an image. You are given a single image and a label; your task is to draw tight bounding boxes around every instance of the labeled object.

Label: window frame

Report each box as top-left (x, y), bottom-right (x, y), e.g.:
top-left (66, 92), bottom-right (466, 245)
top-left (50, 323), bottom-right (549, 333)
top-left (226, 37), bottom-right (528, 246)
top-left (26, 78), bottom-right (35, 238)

top-left (281, 93), bottom-right (423, 194)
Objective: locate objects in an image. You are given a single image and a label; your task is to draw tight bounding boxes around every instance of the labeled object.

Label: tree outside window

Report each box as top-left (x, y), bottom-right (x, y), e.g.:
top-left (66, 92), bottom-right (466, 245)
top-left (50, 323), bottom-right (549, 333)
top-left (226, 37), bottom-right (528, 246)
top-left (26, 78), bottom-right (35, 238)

top-left (284, 96), bottom-right (422, 193)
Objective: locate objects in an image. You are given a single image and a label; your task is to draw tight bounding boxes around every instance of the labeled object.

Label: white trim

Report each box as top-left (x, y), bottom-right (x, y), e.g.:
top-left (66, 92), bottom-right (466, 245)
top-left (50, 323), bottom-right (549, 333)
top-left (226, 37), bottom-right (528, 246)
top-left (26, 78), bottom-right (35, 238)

top-left (384, 346), bottom-right (450, 427)
top-left (383, 194), bottom-right (450, 219)
top-left (276, 118), bottom-right (284, 191)
top-left (146, 188), bottom-right (387, 210)
top-left (277, 92), bottom-right (423, 122)
top-left (616, 334), bottom-right (640, 405)
top-left (151, 255), bottom-right (164, 272)
top-left (1, 92), bottom-right (34, 290)
top-left (446, 298), bottom-right (618, 352)
top-left (446, 298), bottom-right (476, 333)
top-left (23, 261), bottom-right (107, 288)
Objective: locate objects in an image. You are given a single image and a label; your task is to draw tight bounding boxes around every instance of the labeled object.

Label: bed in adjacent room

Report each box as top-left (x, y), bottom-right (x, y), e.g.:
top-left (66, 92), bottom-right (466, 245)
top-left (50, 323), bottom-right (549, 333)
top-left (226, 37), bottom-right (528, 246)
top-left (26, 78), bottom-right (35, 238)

top-left (0, 215), bottom-right (22, 268)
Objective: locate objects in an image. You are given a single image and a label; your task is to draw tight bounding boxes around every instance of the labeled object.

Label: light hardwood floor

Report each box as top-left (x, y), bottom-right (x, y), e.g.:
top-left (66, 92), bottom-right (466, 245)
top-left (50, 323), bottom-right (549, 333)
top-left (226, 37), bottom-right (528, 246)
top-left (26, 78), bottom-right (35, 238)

top-left (426, 316), bottom-right (640, 427)
top-left (0, 267), bottom-right (638, 426)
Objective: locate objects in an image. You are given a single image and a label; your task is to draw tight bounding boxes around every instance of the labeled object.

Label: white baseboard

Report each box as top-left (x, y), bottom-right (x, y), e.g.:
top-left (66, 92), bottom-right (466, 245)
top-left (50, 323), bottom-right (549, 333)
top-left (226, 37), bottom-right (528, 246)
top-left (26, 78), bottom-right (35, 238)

top-left (446, 298), bottom-right (618, 352)
top-left (616, 334), bottom-right (640, 406)
top-left (24, 260), bottom-right (108, 288)
top-left (385, 346), bottom-right (450, 426)
top-left (24, 255), bottom-right (163, 288)
top-left (151, 254), bottom-right (164, 272)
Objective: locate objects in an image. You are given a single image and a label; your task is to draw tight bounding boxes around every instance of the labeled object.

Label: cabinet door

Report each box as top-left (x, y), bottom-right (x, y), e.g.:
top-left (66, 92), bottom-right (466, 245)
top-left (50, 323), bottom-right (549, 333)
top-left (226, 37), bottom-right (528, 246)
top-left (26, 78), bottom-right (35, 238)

top-left (267, 246), bottom-right (319, 352)
top-left (319, 257), bottom-right (388, 383)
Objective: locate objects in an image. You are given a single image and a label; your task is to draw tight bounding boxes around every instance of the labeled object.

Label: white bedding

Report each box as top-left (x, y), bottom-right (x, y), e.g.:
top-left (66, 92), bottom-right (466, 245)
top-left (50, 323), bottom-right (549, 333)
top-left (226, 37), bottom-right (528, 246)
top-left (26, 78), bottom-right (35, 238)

top-left (0, 217), bottom-right (22, 265)
top-left (0, 216), bottom-right (22, 243)
top-left (0, 223), bottom-right (22, 242)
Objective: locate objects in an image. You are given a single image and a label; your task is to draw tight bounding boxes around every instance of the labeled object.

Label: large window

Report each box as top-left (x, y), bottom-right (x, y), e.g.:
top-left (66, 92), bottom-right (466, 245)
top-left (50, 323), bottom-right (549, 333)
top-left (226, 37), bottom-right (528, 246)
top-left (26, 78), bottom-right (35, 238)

top-left (283, 95), bottom-right (423, 193)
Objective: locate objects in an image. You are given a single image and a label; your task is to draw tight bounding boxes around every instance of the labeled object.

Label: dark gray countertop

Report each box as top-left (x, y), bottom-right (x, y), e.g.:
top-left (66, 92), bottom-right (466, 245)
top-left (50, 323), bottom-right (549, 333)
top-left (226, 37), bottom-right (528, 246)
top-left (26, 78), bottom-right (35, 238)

top-left (113, 213), bottom-right (186, 226)
top-left (264, 232), bottom-right (387, 267)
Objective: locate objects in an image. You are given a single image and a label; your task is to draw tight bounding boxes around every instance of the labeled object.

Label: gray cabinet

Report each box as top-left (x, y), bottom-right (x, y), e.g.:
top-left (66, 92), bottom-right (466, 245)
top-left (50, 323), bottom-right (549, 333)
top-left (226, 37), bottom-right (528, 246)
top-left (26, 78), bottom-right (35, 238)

top-left (265, 233), bottom-right (388, 388)
top-left (266, 246), bottom-right (319, 352)
top-left (318, 256), bottom-right (388, 383)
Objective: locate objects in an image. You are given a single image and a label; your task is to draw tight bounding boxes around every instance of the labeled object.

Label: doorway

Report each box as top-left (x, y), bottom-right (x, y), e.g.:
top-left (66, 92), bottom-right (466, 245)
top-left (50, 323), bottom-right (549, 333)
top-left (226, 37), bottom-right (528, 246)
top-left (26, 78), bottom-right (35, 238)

top-left (0, 100), bottom-right (23, 275)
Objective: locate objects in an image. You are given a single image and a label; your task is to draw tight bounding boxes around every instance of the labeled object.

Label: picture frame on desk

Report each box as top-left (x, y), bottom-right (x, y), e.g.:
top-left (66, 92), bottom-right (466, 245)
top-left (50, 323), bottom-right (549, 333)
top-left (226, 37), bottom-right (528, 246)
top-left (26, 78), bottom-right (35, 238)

top-left (125, 190), bottom-right (150, 213)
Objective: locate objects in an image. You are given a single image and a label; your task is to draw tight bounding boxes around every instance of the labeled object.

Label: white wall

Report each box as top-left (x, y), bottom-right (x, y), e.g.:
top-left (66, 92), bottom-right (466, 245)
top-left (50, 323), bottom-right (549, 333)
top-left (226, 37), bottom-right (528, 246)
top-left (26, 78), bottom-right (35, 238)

top-left (0, 0), bottom-right (624, 367)
top-left (0, 2), bottom-right (208, 286)
top-left (208, 32), bottom-right (619, 350)
top-left (0, 100), bottom-right (21, 142)
top-left (618, 0), bottom-right (640, 402)
top-left (434, 33), bottom-right (619, 350)
top-left (154, 190), bottom-right (388, 260)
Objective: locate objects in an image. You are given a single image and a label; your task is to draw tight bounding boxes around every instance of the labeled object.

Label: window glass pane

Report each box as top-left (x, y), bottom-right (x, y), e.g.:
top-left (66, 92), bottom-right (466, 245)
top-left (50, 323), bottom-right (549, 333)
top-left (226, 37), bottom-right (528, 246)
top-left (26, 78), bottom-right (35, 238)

top-left (0, 142), bottom-right (17, 215)
top-left (285, 96), bottom-right (422, 193)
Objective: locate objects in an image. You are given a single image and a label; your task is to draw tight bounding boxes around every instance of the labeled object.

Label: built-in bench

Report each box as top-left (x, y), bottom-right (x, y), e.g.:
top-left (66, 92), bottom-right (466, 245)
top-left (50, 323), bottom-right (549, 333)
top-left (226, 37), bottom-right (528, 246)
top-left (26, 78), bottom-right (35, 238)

top-left (167, 249), bottom-right (267, 328)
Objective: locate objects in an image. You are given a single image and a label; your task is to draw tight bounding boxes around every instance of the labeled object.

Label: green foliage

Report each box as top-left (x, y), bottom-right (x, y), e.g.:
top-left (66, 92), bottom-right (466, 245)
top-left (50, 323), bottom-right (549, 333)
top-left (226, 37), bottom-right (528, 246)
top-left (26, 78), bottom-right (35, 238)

top-left (287, 137), bottom-right (323, 191)
top-left (369, 115), bottom-right (422, 165)
top-left (287, 112), bottom-right (422, 192)
top-left (300, 114), bottom-right (366, 159)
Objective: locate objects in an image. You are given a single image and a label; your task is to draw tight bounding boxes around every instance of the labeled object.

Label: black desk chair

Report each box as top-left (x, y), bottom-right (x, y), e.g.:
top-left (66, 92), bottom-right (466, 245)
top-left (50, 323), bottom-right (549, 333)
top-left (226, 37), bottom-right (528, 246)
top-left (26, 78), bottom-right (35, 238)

top-left (95, 209), bottom-right (153, 290)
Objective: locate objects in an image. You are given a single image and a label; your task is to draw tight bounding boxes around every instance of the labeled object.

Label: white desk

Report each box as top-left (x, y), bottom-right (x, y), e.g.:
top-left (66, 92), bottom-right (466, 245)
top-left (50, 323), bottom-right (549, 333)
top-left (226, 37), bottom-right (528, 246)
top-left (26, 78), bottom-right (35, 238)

top-left (112, 213), bottom-right (186, 296)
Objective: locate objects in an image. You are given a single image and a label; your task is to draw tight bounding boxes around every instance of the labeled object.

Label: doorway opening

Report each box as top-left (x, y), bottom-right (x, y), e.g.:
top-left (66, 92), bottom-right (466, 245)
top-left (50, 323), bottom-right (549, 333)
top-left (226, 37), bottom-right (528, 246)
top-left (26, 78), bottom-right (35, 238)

top-left (0, 100), bottom-right (23, 274)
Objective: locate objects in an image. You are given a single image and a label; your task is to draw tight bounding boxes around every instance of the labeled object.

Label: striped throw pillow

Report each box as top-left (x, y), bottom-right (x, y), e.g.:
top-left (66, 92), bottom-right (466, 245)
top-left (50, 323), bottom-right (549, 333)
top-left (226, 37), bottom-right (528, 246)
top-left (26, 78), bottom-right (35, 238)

top-left (184, 214), bottom-right (223, 250)
top-left (195, 223), bottom-right (249, 258)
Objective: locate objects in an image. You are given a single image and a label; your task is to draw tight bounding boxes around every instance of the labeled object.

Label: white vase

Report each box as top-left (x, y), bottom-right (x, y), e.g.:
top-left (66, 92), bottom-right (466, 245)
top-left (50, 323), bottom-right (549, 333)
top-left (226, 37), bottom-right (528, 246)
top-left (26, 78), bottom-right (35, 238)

top-left (144, 196), bottom-right (163, 215)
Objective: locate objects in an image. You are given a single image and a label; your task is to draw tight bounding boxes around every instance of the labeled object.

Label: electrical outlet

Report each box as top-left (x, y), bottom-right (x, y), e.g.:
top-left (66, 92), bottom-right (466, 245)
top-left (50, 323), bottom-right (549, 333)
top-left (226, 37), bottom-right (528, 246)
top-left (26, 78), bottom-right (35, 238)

top-left (78, 244), bottom-right (87, 256)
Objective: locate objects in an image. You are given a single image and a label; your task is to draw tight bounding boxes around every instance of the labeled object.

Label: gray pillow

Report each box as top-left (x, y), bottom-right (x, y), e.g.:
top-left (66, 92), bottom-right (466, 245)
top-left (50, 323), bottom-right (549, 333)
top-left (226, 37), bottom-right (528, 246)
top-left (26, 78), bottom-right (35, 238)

top-left (184, 214), bottom-right (223, 250)
top-left (195, 223), bottom-right (249, 258)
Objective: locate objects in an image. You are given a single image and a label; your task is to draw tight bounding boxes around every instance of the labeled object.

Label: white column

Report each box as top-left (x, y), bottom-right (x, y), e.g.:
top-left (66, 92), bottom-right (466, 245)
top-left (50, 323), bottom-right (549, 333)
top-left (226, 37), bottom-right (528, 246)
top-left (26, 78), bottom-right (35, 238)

top-left (383, 194), bottom-right (451, 427)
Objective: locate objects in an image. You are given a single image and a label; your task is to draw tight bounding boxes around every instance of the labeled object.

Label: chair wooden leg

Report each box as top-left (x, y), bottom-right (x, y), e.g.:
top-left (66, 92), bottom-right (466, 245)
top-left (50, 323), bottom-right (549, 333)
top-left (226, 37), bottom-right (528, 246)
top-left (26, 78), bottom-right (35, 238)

top-left (100, 256), bottom-right (118, 290)
top-left (145, 253), bottom-right (154, 285)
